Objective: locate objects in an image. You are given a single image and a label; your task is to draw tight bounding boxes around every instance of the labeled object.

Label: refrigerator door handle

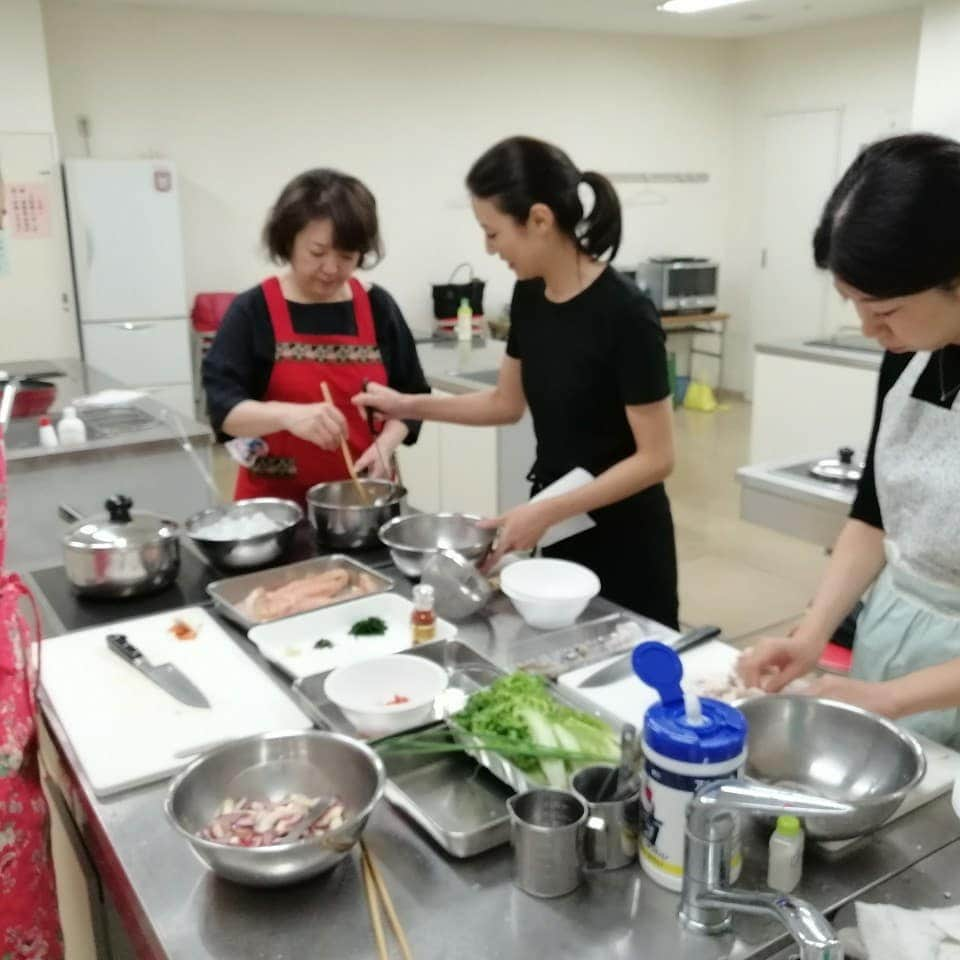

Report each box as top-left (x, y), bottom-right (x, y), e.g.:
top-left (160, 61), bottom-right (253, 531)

top-left (85, 225), bottom-right (94, 269)
top-left (119, 322), bottom-right (156, 332)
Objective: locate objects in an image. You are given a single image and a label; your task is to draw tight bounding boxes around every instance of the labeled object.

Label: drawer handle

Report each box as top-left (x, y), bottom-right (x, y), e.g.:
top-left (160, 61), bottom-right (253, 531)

top-left (119, 322), bottom-right (155, 332)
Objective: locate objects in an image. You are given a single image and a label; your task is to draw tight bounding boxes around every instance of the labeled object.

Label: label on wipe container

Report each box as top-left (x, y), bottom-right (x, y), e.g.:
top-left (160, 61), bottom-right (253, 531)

top-left (640, 757), bottom-right (744, 891)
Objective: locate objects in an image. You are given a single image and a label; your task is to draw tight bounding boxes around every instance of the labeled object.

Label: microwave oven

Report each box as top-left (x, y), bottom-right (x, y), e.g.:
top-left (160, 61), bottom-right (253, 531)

top-left (636, 257), bottom-right (718, 315)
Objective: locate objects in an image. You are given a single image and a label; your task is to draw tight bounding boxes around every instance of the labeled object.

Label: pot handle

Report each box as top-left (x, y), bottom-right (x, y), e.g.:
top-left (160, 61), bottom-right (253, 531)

top-left (58, 503), bottom-right (85, 523)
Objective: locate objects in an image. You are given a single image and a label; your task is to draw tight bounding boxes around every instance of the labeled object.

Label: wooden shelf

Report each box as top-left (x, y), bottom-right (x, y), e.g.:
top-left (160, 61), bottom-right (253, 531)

top-left (660, 311), bottom-right (729, 328)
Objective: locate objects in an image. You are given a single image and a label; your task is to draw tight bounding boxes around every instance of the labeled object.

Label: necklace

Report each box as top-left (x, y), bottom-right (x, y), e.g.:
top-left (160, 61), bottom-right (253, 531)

top-left (938, 347), bottom-right (960, 403)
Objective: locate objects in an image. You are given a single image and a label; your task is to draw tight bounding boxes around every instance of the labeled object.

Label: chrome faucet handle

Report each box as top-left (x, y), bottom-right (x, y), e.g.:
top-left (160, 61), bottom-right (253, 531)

top-left (681, 779), bottom-right (853, 959)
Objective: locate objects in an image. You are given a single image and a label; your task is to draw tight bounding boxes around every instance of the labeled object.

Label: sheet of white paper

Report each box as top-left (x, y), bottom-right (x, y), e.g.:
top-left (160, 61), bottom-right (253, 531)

top-left (530, 467), bottom-right (596, 549)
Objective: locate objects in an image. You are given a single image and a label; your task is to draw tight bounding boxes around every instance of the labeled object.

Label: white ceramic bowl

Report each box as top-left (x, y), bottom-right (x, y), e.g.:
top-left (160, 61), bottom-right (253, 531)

top-left (324, 655), bottom-right (449, 738)
top-left (499, 558), bottom-right (601, 630)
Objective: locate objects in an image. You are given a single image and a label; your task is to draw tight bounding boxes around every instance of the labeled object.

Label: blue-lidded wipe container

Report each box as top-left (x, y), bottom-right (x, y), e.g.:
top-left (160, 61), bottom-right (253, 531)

top-left (633, 641), bottom-right (748, 892)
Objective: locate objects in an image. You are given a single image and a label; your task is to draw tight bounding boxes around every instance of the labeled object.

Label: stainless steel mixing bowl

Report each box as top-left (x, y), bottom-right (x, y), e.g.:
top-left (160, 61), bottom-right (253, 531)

top-left (185, 498), bottom-right (302, 571)
top-left (378, 512), bottom-right (496, 578)
top-left (739, 695), bottom-right (926, 840)
top-left (165, 729), bottom-right (385, 886)
top-left (306, 479), bottom-right (404, 550)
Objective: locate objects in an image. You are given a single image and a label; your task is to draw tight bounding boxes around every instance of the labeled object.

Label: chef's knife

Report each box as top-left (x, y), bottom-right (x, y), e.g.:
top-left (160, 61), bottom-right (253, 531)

top-left (574, 625), bottom-right (722, 688)
top-left (106, 633), bottom-right (211, 709)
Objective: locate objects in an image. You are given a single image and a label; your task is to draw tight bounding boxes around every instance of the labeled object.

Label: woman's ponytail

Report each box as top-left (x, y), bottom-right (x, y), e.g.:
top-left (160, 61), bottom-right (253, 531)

top-left (578, 171), bottom-right (622, 262)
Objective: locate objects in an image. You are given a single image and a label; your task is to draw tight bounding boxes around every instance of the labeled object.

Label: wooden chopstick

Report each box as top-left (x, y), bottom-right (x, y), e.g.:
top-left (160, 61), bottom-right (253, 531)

top-left (360, 841), bottom-right (413, 960)
top-left (361, 848), bottom-right (389, 960)
top-left (320, 381), bottom-right (372, 505)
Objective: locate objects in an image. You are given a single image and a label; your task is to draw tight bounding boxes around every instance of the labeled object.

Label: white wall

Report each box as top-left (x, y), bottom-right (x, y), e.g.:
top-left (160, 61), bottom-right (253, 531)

top-left (913, 1), bottom-right (960, 135)
top-left (41, 1), bottom-right (734, 338)
top-left (724, 12), bottom-right (921, 394)
top-left (0, 0), bottom-right (78, 362)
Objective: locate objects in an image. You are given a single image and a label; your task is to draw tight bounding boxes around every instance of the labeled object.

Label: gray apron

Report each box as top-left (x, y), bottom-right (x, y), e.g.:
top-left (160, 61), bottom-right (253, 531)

top-left (851, 351), bottom-right (960, 747)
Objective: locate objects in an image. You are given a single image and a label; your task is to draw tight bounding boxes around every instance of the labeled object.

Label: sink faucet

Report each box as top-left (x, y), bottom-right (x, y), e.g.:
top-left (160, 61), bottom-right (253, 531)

top-left (680, 779), bottom-right (855, 960)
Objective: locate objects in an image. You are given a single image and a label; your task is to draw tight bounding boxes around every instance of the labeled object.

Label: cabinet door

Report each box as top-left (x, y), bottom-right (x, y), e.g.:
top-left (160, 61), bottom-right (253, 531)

top-left (439, 420), bottom-right (498, 518)
top-left (396, 419), bottom-right (441, 513)
top-left (82, 318), bottom-right (192, 386)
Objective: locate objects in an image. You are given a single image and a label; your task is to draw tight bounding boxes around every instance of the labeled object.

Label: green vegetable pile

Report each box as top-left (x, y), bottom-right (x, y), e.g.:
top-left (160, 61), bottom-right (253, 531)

top-left (454, 672), bottom-right (619, 787)
top-left (348, 616), bottom-right (388, 637)
top-left (377, 671), bottom-right (620, 788)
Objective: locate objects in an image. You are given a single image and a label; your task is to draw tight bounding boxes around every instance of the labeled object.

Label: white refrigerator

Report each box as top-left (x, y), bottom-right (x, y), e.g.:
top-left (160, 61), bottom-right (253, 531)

top-left (63, 158), bottom-right (194, 416)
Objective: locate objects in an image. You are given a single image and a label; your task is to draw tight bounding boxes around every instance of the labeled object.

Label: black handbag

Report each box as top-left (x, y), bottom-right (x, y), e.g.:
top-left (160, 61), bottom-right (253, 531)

top-left (431, 262), bottom-right (485, 320)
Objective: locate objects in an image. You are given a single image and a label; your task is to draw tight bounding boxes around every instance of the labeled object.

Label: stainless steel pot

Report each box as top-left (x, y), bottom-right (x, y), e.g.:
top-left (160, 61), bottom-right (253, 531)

top-left (306, 479), bottom-right (405, 550)
top-left (60, 494), bottom-right (180, 598)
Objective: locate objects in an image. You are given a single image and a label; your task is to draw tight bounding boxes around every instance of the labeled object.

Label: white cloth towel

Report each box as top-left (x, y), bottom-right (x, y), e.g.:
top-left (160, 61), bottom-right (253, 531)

top-left (529, 468), bottom-right (596, 549)
top-left (852, 902), bottom-right (960, 960)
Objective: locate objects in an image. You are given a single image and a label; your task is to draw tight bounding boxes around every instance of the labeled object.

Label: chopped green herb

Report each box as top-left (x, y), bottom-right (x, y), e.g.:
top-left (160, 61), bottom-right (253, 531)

top-left (314, 638), bottom-right (334, 650)
top-left (348, 616), bottom-right (388, 637)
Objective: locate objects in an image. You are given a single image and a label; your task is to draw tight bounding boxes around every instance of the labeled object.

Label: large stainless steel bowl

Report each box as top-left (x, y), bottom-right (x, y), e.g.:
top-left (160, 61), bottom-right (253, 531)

top-left (165, 730), bottom-right (385, 886)
top-left (378, 513), bottom-right (495, 578)
top-left (306, 479), bottom-right (404, 550)
top-left (185, 498), bottom-right (302, 571)
top-left (739, 695), bottom-right (926, 840)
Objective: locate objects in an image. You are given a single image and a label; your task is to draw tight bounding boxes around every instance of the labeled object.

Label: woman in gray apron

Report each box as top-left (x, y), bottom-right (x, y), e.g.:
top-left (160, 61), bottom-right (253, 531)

top-left (740, 133), bottom-right (960, 746)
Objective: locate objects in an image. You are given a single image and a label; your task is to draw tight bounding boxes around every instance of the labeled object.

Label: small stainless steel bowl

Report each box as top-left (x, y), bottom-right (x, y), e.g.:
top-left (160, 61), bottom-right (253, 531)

top-left (378, 513), bottom-right (495, 578)
top-left (306, 480), bottom-right (404, 551)
top-left (739, 695), bottom-right (926, 840)
top-left (185, 498), bottom-right (302, 571)
top-left (165, 729), bottom-right (385, 887)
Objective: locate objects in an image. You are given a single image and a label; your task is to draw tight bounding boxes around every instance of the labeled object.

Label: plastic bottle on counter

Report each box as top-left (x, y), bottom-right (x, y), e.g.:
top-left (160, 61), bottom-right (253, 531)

top-left (768, 815), bottom-right (804, 893)
top-left (632, 641), bottom-right (748, 892)
top-left (37, 416), bottom-right (59, 449)
top-left (456, 297), bottom-right (473, 343)
top-left (411, 584), bottom-right (437, 645)
top-left (57, 405), bottom-right (87, 446)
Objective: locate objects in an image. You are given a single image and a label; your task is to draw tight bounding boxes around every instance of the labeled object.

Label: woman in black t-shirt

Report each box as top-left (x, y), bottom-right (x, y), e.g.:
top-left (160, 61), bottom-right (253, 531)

top-left (355, 137), bottom-right (678, 626)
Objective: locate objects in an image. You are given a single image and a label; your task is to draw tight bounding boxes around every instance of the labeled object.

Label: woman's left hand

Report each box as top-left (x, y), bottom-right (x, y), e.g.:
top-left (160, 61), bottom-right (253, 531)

top-left (802, 675), bottom-right (899, 718)
top-left (353, 420), bottom-right (408, 480)
top-left (478, 501), bottom-right (556, 570)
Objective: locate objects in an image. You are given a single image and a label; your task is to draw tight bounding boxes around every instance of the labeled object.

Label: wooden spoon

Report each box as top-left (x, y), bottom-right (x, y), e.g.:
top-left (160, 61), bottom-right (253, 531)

top-left (320, 381), bottom-right (372, 506)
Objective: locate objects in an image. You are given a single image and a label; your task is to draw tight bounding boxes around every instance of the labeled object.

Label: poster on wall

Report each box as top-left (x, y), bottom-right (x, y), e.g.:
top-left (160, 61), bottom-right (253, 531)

top-left (0, 232), bottom-right (10, 278)
top-left (7, 181), bottom-right (51, 238)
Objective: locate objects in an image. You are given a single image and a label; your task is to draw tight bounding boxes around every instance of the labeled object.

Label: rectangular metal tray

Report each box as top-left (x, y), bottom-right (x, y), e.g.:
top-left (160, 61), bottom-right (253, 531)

top-left (206, 554), bottom-right (393, 631)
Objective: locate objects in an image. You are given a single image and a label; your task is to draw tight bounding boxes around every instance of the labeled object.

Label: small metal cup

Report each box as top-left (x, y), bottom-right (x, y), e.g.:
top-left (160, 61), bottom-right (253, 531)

top-left (571, 765), bottom-right (642, 871)
top-left (506, 789), bottom-right (606, 898)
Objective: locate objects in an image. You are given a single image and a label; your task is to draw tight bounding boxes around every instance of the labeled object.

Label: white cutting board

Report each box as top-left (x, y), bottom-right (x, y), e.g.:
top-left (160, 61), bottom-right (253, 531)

top-left (247, 592), bottom-right (457, 680)
top-left (558, 638), bottom-right (742, 728)
top-left (41, 606), bottom-right (312, 798)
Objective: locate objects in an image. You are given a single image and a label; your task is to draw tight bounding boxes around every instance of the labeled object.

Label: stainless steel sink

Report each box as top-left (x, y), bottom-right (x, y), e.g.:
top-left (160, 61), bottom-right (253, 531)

top-left (3, 405), bottom-right (161, 451)
top-left (446, 369), bottom-right (500, 386)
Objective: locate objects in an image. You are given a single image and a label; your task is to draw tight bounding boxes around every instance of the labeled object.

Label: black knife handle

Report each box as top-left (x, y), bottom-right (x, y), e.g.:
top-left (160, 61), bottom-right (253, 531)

top-left (106, 633), bottom-right (143, 664)
top-left (362, 378), bottom-right (379, 436)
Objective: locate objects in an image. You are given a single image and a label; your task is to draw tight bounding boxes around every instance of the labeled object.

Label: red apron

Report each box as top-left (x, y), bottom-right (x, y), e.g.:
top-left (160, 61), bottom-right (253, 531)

top-left (0, 430), bottom-right (63, 959)
top-left (234, 276), bottom-right (388, 505)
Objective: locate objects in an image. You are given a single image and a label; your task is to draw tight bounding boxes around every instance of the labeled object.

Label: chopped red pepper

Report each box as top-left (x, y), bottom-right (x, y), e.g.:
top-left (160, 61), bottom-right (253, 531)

top-left (385, 694), bottom-right (410, 706)
top-left (168, 618), bottom-right (198, 641)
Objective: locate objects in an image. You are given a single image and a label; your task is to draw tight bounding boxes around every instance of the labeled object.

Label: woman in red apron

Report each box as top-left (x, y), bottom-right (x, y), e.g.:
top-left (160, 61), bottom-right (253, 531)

top-left (0, 427), bottom-right (63, 959)
top-left (202, 169), bottom-right (429, 504)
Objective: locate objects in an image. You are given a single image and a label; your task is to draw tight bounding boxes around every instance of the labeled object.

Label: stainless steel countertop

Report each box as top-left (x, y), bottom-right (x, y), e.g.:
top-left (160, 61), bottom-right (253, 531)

top-left (736, 459), bottom-right (855, 511)
top-left (5, 357), bottom-right (211, 464)
top-left (34, 575), bottom-right (960, 960)
top-left (755, 340), bottom-right (883, 372)
top-left (415, 339), bottom-right (508, 394)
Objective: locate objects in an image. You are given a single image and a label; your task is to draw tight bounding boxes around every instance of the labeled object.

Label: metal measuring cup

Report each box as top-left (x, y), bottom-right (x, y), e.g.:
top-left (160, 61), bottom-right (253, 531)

top-left (571, 764), bottom-right (643, 870)
top-left (506, 789), bottom-right (607, 898)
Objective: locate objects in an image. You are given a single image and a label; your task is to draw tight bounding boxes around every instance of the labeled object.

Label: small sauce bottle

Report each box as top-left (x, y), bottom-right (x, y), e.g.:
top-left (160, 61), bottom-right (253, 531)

top-left (768, 815), bottom-right (804, 893)
top-left (411, 584), bottom-right (437, 645)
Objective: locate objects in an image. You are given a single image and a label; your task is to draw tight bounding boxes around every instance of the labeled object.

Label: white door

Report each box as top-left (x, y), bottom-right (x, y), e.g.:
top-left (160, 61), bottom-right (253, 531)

top-left (64, 159), bottom-right (187, 321)
top-left (746, 110), bottom-right (841, 395)
top-left (0, 132), bottom-right (78, 362)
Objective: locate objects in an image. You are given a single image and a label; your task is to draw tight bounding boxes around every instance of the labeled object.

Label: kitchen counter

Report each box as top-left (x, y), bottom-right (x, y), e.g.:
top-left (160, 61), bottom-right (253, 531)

top-left (32, 554), bottom-right (960, 960)
top-left (415, 337), bottom-right (508, 394)
top-left (756, 338), bottom-right (883, 372)
top-left (4, 358), bottom-right (214, 571)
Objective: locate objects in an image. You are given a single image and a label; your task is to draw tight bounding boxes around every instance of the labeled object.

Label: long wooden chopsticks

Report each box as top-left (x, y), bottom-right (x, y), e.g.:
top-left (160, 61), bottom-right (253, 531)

top-left (360, 841), bottom-right (413, 960)
top-left (320, 380), bottom-right (372, 506)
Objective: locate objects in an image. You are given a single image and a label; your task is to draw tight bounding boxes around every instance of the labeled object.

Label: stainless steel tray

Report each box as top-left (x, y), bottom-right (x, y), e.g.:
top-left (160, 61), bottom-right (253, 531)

top-left (206, 554), bottom-right (393, 630)
top-left (292, 639), bottom-right (513, 857)
top-left (382, 740), bottom-right (513, 857)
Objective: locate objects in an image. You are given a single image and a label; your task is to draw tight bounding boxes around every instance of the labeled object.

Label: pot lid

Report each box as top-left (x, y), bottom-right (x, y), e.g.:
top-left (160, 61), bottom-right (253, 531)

top-left (809, 447), bottom-right (864, 484)
top-left (65, 494), bottom-right (179, 550)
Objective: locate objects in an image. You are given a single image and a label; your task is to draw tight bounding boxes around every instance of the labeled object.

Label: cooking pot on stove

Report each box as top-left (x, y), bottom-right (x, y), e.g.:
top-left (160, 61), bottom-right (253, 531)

top-left (59, 494), bottom-right (180, 598)
top-left (808, 446), bottom-right (864, 484)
